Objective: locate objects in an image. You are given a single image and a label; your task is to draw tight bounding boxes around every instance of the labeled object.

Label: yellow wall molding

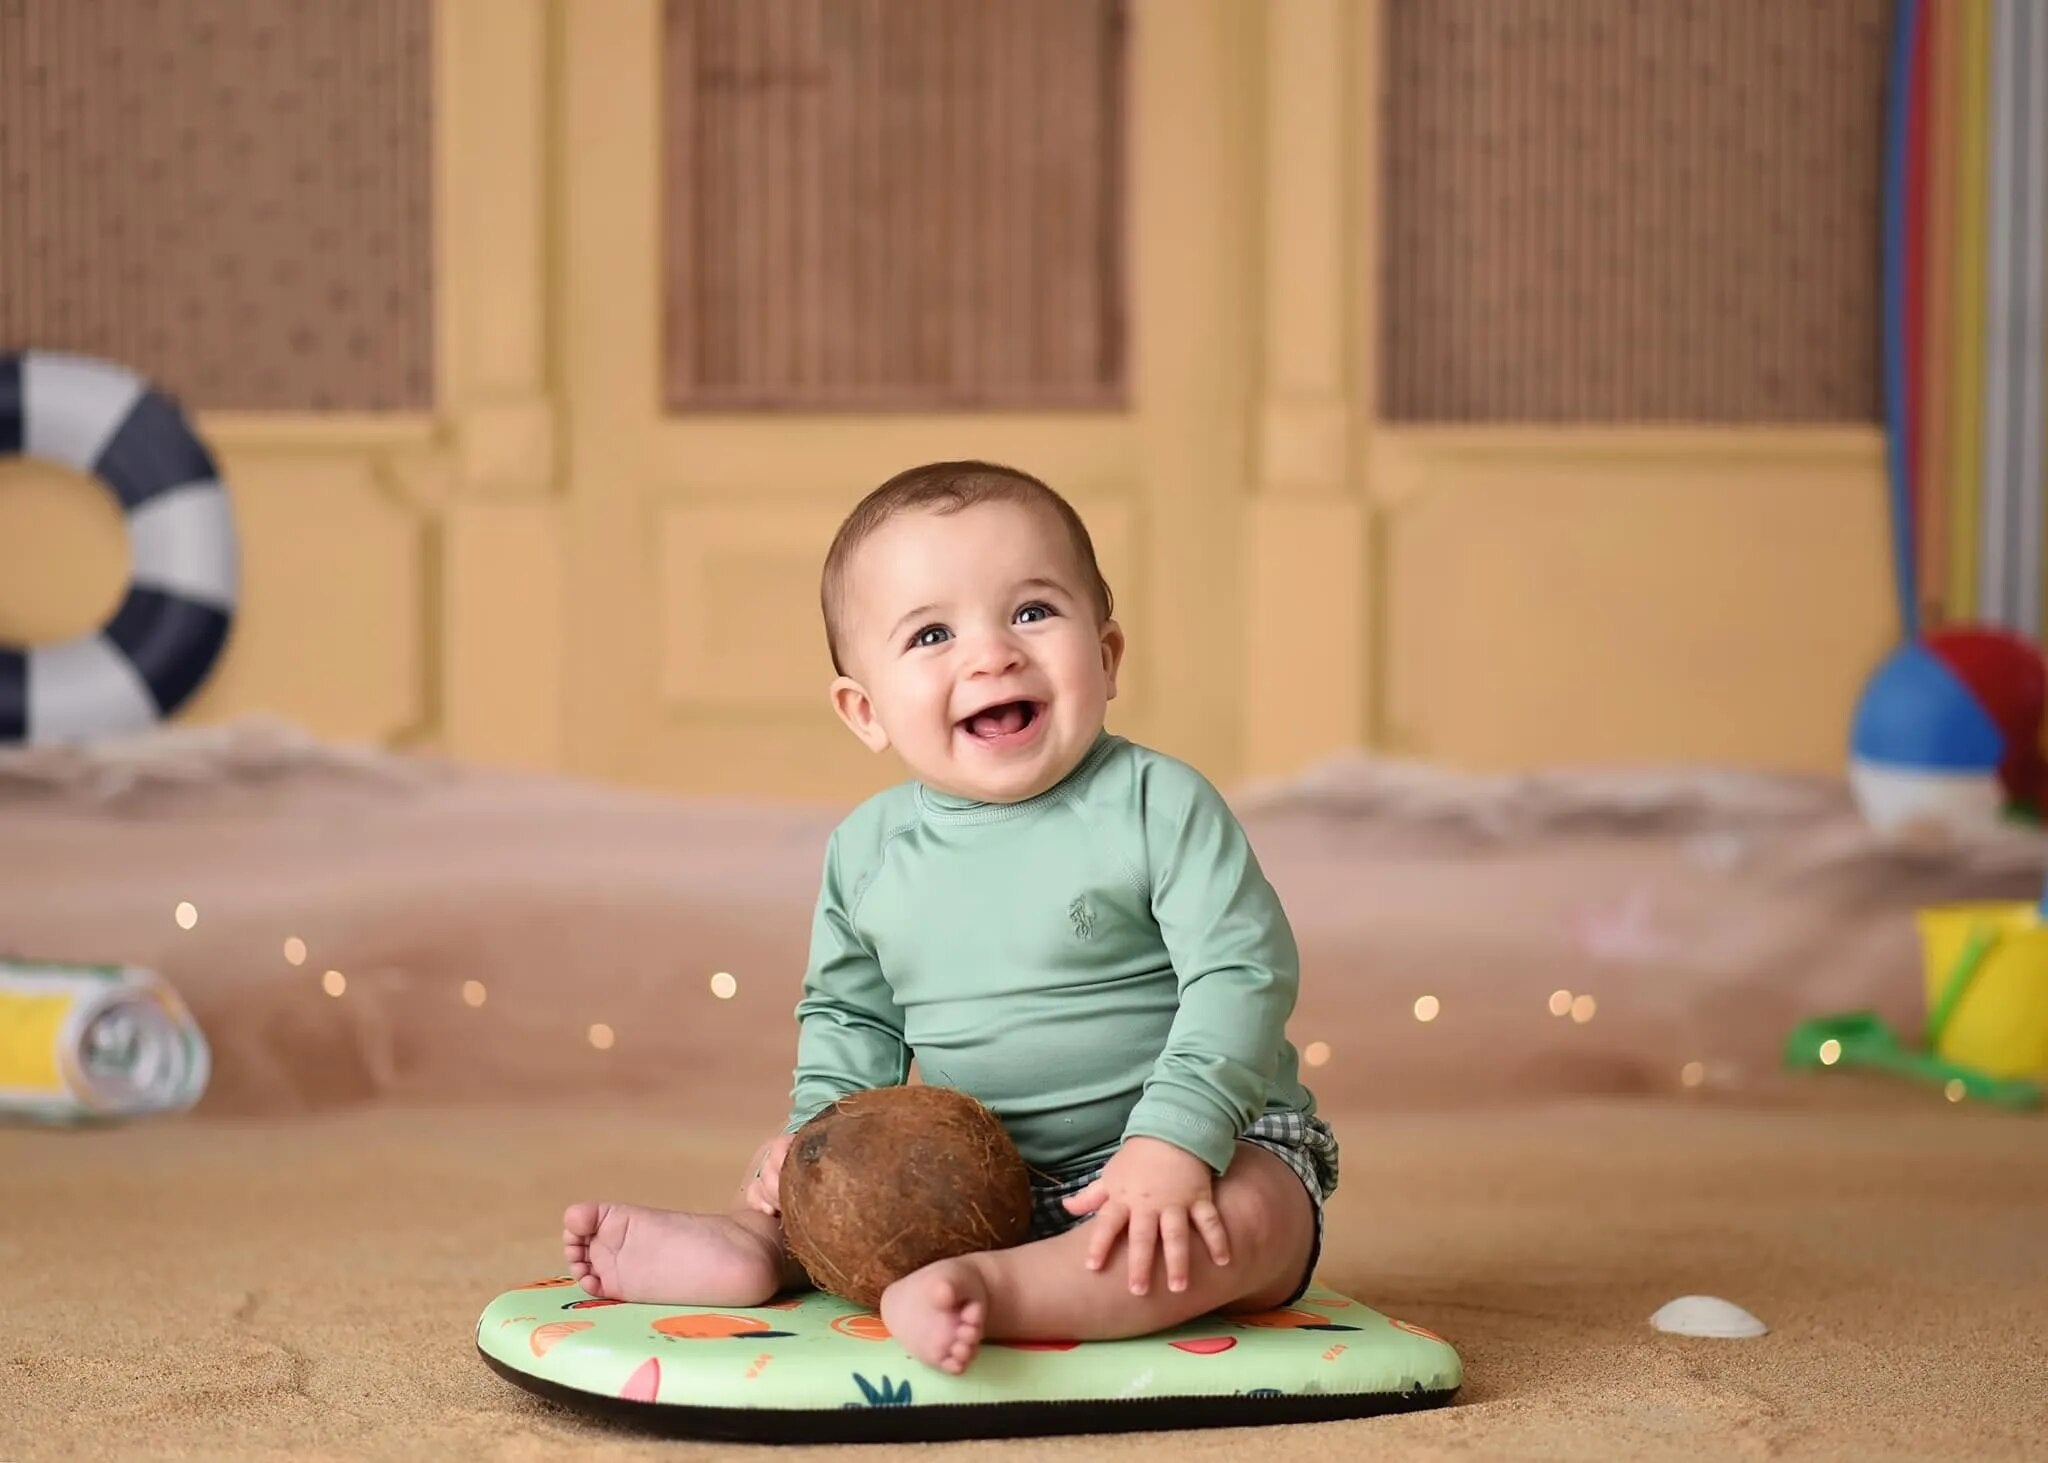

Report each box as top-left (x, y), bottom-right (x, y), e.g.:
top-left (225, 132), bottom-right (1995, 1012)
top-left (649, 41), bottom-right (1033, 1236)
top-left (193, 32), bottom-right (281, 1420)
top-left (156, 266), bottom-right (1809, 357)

top-left (442, 501), bottom-right (564, 768)
top-left (1362, 425), bottom-right (1894, 772)
top-left (435, 0), bottom-right (552, 417)
top-left (450, 397), bottom-right (558, 501)
top-left (642, 418), bottom-right (1137, 507)
top-left (194, 414), bottom-right (440, 451)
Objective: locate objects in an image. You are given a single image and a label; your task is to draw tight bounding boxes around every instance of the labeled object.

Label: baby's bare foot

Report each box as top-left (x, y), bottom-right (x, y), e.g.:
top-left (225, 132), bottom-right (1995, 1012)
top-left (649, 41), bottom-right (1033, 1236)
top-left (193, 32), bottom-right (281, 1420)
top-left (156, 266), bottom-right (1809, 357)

top-left (880, 1258), bottom-right (989, 1375)
top-left (561, 1202), bottom-right (783, 1306)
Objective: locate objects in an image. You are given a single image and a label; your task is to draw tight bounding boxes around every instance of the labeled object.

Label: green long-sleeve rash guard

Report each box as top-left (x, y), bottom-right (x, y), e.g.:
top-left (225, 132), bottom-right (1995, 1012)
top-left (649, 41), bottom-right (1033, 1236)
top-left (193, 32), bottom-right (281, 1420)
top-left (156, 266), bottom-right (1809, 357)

top-left (785, 733), bottom-right (1319, 1177)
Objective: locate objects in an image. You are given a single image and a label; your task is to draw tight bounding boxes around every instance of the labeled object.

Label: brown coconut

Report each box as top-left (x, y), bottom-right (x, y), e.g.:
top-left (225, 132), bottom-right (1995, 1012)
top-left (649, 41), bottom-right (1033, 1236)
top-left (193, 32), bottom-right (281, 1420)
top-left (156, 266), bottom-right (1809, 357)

top-left (780, 1084), bottom-right (1032, 1307)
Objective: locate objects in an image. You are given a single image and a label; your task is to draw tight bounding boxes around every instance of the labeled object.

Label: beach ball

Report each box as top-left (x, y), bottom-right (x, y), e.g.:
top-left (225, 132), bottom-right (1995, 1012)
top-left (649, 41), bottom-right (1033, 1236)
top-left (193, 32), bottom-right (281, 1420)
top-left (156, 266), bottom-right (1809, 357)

top-left (1849, 628), bottom-right (2048, 834)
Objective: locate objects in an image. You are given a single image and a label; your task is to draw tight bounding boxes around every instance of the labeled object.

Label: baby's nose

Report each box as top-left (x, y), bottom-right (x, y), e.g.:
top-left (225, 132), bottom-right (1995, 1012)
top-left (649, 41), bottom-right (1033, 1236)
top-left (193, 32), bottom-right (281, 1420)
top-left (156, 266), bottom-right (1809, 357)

top-left (965, 632), bottom-right (1026, 674)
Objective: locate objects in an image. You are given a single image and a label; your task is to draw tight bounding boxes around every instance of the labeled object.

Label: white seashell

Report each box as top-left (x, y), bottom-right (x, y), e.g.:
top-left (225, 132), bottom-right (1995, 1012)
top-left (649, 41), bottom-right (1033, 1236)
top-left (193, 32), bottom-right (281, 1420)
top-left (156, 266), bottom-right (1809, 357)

top-left (1650, 1295), bottom-right (1767, 1338)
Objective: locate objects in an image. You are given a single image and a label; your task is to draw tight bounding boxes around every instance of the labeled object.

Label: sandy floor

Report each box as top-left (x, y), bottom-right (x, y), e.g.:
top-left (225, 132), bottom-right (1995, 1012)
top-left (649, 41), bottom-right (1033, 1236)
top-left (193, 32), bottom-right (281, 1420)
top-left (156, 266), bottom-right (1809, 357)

top-left (5, 730), bottom-right (2044, 1126)
top-left (5, 1092), bottom-right (2045, 1462)
top-left (6, 732), bottom-right (2048, 1457)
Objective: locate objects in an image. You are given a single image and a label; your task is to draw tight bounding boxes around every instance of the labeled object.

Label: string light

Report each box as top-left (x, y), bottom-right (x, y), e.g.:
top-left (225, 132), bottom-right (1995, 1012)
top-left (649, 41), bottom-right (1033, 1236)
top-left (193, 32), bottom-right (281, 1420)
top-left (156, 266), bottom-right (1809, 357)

top-left (1944, 1079), bottom-right (1965, 1103)
top-left (1818, 1039), bottom-right (1842, 1066)
top-left (174, 902), bottom-right (198, 930)
top-left (246, 907), bottom-right (1783, 1115)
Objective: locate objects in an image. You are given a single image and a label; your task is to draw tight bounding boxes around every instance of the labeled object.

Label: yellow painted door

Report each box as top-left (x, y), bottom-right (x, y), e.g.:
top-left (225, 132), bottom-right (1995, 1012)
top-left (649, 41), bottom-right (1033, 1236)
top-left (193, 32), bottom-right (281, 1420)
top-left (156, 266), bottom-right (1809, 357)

top-left (555, 0), bottom-right (1258, 804)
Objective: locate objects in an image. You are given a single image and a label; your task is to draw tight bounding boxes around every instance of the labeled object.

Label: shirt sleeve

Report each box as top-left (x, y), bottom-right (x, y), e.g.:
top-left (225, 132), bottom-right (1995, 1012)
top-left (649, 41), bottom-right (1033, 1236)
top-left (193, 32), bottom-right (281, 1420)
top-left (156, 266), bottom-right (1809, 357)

top-left (1121, 767), bottom-right (1299, 1173)
top-left (785, 828), bottom-right (910, 1132)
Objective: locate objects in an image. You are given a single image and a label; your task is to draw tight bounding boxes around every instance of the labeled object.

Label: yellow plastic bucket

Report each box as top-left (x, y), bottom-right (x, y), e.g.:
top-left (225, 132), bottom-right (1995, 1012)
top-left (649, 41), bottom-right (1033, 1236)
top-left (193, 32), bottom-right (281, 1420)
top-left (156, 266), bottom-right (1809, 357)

top-left (1916, 902), bottom-right (2048, 1079)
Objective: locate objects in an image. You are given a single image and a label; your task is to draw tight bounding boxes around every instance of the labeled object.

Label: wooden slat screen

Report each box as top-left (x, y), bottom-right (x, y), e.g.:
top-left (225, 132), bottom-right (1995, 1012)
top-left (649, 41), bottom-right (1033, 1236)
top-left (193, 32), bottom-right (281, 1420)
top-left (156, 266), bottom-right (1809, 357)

top-left (1381, 0), bottom-right (1888, 424)
top-left (0, 0), bottom-right (433, 411)
top-left (663, 0), bottom-right (1126, 411)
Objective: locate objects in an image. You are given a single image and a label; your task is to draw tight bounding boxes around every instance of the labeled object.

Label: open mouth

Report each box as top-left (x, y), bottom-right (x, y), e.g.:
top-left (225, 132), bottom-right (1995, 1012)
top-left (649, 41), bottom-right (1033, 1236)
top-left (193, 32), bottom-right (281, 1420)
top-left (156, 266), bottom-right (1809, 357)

top-left (959, 700), bottom-right (1042, 741)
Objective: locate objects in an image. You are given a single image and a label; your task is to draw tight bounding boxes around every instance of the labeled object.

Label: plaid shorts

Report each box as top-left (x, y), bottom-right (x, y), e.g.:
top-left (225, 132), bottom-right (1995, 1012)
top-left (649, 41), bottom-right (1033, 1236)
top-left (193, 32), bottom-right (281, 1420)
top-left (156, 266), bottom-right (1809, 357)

top-left (1025, 1111), bottom-right (1340, 1301)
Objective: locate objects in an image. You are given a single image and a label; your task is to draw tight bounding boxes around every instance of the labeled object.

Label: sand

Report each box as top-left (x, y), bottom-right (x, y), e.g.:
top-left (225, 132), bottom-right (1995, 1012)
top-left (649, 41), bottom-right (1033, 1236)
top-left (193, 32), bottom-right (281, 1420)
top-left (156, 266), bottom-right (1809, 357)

top-left (4, 723), bottom-right (2045, 1123)
top-left (4, 726), bottom-right (2048, 1457)
top-left (4, 1093), bottom-right (2045, 1461)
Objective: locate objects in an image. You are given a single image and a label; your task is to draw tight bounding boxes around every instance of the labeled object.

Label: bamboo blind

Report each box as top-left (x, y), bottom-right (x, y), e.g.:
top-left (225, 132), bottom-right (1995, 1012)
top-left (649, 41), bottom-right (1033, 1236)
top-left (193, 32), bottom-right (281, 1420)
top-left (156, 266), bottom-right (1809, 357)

top-left (1381, 0), bottom-right (1889, 424)
top-left (0, 0), bottom-right (432, 411)
top-left (662, 0), bottom-right (1126, 411)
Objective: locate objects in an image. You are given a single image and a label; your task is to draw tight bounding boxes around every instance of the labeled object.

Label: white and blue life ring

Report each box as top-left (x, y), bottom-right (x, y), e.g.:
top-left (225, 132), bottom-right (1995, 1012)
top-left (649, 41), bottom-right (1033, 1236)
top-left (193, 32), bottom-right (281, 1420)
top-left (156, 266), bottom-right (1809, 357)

top-left (0, 351), bottom-right (238, 743)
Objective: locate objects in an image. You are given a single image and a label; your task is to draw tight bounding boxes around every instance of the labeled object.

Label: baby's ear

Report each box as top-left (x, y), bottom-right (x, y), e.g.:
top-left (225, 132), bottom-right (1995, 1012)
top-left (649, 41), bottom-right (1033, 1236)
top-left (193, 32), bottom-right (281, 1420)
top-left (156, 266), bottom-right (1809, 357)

top-left (830, 676), bottom-right (891, 753)
top-left (1099, 619), bottom-right (1127, 701)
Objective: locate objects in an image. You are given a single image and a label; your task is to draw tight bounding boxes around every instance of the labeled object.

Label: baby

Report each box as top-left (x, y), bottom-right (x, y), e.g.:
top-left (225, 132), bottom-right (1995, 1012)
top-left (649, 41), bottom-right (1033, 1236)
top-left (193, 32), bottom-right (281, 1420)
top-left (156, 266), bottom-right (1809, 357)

top-left (562, 461), bottom-right (1337, 1375)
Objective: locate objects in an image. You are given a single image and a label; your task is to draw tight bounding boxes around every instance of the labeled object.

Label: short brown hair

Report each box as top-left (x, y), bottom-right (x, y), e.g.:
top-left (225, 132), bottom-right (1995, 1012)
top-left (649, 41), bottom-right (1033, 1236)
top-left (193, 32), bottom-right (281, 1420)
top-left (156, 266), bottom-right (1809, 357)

top-left (820, 461), bottom-right (1115, 676)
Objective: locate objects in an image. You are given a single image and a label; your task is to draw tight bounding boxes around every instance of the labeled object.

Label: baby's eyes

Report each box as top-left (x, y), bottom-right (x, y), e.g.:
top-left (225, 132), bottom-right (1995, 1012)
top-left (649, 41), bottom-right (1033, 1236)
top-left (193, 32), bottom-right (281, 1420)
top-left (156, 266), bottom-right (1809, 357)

top-left (905, 602), bottom-right (1057, 651)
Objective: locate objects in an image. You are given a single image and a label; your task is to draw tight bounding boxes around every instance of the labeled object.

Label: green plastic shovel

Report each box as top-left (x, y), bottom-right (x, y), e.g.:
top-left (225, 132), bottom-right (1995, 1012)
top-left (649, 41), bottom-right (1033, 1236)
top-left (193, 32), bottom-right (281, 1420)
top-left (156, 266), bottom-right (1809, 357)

top-left (1782, 921), bottom-right (2044, 1110)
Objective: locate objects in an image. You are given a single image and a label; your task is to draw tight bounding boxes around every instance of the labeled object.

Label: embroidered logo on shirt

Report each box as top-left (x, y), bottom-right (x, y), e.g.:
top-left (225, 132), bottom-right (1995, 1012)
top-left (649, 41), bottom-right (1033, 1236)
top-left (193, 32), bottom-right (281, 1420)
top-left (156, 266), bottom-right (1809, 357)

top-left (1068, 896), bottom-right (1098, 940)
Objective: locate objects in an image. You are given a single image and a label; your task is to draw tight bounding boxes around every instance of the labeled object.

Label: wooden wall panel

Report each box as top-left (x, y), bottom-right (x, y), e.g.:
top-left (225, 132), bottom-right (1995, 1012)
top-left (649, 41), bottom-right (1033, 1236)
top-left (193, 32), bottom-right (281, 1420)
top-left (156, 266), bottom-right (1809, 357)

top-left (662, 0), bottom-right (1126, 410)
top-left (0, 0), bottom-right (433, 411)
top-left (1381, 0), bottom-right (1887, 424)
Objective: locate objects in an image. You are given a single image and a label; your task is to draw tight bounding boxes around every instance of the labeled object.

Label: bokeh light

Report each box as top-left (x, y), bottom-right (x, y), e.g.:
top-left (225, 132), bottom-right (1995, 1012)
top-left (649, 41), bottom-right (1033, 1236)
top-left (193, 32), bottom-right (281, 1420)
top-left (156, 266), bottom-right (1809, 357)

top-left (588, 1023), bottom-right (616, 1050)
top-left (322, 969), bottom-right (347, 997)
top-left (710, 971), bottom-right (738, 1000)
top-left (462, 980), bottom-right (487, 1008)
top-left (283, 937), bottom-right (307, 966)
top-left (174, 901), bottom-right (198, 930)
top-left (1413, 995), bottom-right (1440, 1023)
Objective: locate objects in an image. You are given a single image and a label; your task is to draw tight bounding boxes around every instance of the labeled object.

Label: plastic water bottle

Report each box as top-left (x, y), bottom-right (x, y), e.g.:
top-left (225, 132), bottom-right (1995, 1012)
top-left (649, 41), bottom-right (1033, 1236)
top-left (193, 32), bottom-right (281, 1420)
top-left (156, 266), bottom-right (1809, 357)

top-left (0, 958), bottom-right (211, 1122)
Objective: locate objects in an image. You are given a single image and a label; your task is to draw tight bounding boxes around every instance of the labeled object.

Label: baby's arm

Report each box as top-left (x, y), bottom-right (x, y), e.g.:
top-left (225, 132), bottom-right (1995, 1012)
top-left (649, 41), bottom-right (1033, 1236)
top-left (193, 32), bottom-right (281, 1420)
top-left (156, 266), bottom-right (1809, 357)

top-left (769, 828), bottom-right (909, 1207)
top-left (741, 1130), bottom-right (796, 1214)
top-left (1123, 764), bottom-right (1299, 1171)
top-left (1073, 764), bottom-right (1300, 1288)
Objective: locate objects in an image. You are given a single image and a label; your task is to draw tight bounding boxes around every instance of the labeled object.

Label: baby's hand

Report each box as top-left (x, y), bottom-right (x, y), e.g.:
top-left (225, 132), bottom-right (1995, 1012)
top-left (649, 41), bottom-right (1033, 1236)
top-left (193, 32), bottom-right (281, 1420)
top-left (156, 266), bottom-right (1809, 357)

top-left (1060, 1135), bottom-right (1230, 1295)
top-left (742, 1131), bottom-right (795, 1215)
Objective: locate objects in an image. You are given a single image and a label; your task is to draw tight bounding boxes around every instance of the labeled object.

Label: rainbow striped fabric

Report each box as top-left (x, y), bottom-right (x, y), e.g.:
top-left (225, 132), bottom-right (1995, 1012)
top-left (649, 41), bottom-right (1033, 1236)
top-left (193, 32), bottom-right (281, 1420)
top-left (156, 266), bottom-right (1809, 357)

top-left (1898, 0), bottom-right (2048, 638)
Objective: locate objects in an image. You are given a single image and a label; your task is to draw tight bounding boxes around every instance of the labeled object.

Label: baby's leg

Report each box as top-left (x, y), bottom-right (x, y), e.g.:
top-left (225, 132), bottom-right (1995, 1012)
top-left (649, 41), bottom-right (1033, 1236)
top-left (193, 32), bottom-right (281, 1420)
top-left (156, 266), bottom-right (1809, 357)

top-left (562, 1171), bottom-right (809, 1305)
top-left (879, 1142), bottom-right (1314, 1374)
